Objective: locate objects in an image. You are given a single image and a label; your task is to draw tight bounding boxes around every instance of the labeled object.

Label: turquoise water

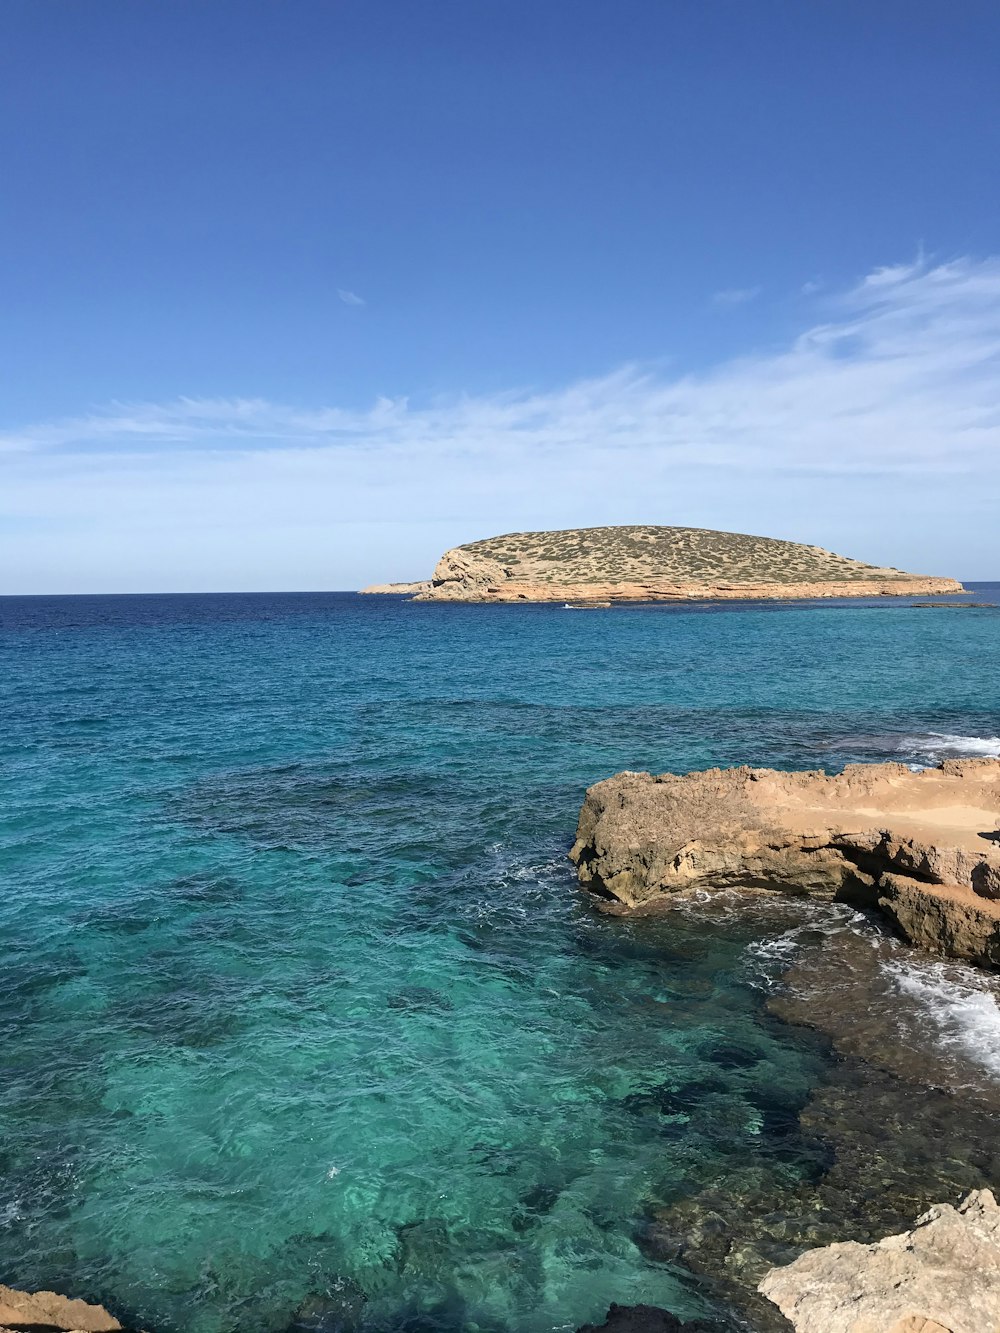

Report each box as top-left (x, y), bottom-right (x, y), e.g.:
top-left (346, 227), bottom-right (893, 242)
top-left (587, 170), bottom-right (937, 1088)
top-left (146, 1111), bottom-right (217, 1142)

top-left (1, 589), bottom-right (999, 1333)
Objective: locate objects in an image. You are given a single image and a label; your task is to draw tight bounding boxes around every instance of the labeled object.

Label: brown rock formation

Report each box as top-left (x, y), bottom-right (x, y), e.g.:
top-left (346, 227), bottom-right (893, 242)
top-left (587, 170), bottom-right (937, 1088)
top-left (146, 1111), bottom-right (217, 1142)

top-left (758, 1189), bottom-right (1000, 1333)
top-left (400, 526), bottom-right (963, 603)
top-left (569, 759), bottom-right (1000, 967)
top-left (0, 1283), bottom-right (124, 1332)
top-left (358, 580), bottom-right (431, 595)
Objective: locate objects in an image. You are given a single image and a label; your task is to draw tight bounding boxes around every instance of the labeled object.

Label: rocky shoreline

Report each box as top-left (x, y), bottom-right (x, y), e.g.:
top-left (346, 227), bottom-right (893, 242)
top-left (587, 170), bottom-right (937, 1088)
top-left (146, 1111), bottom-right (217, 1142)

top-left (567, 756), bottom-right (1000, 1329)
top-left (0, 1283), bottom-right (129, 1332)
top-left (8, 760), bottom-right (1000, 1333)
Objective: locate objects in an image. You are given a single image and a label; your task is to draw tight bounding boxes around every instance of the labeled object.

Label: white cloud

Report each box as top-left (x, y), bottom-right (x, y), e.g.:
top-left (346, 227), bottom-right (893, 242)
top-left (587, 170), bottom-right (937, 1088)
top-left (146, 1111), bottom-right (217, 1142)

top-left (337, 288), bottom-right (366, 306)
top-left (800, 278), bottom-right (822, 295)
top-left (712, 285), bottom-right (762, 305)
top-left (3, 256), bottom-right (999, 591)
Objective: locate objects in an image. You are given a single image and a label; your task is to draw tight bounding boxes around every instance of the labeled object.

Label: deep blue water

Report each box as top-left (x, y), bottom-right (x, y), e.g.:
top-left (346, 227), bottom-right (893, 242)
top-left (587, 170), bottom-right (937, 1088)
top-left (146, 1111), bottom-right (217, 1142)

top-left (1, 587), bottom-right (999, 1333)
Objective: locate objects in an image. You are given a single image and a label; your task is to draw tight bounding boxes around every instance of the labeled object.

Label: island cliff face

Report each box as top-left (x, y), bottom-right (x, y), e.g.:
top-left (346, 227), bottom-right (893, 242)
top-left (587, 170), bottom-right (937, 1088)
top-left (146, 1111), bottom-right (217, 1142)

top-left (570, 758), bottom-right (1000, 967)
top-left (370, 526), bottom-right (963, 603)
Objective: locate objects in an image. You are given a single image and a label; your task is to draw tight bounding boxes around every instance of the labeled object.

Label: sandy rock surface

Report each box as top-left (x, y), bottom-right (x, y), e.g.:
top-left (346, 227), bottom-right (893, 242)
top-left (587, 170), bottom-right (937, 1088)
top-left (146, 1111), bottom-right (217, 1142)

top-left (758, 1189), bottom-right (1000, 1333)
top-left (570, 758), bottom-right (1000, 966)
top-left (0, 1283), bottom-right (124, 1331)
top-left (358, 580), bottom-right (431, 594)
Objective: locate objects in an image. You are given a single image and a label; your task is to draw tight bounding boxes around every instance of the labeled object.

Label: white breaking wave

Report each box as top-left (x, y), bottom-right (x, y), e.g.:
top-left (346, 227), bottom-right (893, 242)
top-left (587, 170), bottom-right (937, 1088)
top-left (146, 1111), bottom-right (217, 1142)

top-left (824, 731), bottom-right (1000, 766)
top-left (883, 959), bottom-right (1000, 1081)
top-left (900, 732), bottom-right (1000, 762)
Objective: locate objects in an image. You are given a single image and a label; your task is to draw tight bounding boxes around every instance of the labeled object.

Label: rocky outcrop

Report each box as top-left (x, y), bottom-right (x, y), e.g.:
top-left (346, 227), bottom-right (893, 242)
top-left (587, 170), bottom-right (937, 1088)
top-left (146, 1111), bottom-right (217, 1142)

top-left (414, 575), bottom-right (966, 604)
top-left (758, 1189), bottom-right (1000, 1333)
top-left (394, 526), bottom-right (964, 603)
top-left (570, 759), bottom-right (1000, 967)
top-left (358, 580), bottom-right (431, 595)
top-left (0, 1283), bottom-right (125, 1331)
top-left (413, 548), bottom-right (515, 601)
top-left (642, 915), bottom-right (1000, 1329)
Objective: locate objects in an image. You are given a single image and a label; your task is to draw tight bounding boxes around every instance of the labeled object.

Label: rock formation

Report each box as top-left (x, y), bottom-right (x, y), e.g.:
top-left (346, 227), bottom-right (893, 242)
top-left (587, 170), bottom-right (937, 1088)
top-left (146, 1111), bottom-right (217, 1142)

top-left (0, 1283), bottom-right (126, 1332)
top-left (570, 758), bottom-right (1000, 967)
top-left (361, 525), bottom-right (964, 603)
top-left (758, 1189), bottom-right (1000, 1333)
top-left (358, 580), bottom-right (431, 595)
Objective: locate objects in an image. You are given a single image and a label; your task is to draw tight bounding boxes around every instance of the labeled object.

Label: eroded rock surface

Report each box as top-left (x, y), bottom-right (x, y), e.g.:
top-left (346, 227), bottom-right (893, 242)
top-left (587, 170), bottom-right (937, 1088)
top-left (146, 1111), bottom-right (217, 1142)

top-left (0, 1283), bottom-right (124, 1331)
top-left (570, 759), bottom-right (1000, 967)
top-left (758, 1189), bottom-right (1000, 1333)
top-left (358, 580), bottom-right (431, 595)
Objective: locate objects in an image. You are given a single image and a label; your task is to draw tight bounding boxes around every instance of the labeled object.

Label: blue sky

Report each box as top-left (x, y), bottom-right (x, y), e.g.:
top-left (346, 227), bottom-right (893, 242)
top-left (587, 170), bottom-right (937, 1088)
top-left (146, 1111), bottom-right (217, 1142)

top-left (2, 1), bottom-right (999, 591)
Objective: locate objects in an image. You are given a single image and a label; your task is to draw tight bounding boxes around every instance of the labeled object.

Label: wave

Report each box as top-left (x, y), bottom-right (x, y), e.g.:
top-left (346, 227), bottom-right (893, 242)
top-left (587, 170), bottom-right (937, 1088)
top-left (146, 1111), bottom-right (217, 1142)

top-left (736, 898), bottom-right (1000, 1091)
top-left (883, 959), bottom-right (1000, 1081)
top-left (822, 730), bottom-right (1000, 766)
top-left (901, 732), bottom-right (1000, 761)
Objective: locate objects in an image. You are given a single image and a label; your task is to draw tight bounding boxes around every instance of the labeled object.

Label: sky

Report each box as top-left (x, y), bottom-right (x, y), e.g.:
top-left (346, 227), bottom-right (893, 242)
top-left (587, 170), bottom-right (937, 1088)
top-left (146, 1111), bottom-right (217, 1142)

top-left (2, 0), bottom-right (999, 592)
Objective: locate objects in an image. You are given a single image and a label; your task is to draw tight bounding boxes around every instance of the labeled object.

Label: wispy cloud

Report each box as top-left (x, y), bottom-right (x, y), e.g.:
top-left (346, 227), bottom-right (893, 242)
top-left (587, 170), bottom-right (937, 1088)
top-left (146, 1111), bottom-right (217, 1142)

top-left (3, 256), bottom-right (999, 590)
top-left (712, 285), bottom-right (762, 306)
top-left (337, 288), bottom-right (366, 306)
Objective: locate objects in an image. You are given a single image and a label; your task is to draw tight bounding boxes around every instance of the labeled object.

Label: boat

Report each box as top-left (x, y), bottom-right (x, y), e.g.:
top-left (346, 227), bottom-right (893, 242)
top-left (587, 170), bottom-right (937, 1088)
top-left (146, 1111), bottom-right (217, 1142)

top-left (563, 601), bottom-right (612, 609)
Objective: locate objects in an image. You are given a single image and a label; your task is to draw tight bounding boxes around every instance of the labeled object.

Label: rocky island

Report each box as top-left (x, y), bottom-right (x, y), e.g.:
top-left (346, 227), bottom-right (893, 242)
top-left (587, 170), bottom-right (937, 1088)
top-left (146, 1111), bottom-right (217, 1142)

top-left (361, 525), bottom-right (963, 603)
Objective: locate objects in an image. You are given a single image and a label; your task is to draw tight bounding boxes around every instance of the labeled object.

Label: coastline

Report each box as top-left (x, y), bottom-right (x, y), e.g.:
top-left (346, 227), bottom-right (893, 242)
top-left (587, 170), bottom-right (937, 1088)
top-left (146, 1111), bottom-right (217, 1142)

top-left (363, 576), bottom-right (966, 604)
top-left (10, 894), bottom-right (1000, 1333)
top-left (3, 591), bottom-right (998, 1333)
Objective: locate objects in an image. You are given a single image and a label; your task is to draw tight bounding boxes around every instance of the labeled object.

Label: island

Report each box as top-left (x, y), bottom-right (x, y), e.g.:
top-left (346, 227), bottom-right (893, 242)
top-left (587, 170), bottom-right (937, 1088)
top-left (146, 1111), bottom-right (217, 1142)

top-left (360, 525), bottom-right (963, 603)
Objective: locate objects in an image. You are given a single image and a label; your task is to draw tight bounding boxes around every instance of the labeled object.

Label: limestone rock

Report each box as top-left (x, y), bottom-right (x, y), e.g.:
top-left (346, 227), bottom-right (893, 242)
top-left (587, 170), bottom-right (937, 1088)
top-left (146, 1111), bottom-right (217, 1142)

top-left (569, 759), bottom-right (1000, 967)
top-left (415, 547), bottom-right (515, 601)
top-left (358, 580), bottom-right (431, 595)
top-left (0, 1283), bottom-right (124, 1331)
top-left (758, 1189), bottom-right (1000, 1333)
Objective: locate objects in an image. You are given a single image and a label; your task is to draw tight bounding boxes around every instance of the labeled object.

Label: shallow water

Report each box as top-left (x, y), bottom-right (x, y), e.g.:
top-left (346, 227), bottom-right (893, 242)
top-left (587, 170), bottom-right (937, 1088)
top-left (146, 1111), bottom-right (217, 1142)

top-left (1, 588), bottom-right (999, 1333)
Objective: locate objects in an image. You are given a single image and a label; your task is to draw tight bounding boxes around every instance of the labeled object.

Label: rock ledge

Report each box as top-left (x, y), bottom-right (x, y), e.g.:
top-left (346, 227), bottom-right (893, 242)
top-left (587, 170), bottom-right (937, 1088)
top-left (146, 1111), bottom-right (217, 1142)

top-left (0, 1283), bottom-right (124, 1332)
top-left (570, 758), bottom-right (1000, 967)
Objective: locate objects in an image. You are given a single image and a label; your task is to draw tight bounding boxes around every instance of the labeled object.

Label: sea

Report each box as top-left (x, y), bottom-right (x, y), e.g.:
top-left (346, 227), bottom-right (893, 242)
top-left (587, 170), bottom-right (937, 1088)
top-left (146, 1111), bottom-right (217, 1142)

top-left (1, 586), bottom-right (999, 1333)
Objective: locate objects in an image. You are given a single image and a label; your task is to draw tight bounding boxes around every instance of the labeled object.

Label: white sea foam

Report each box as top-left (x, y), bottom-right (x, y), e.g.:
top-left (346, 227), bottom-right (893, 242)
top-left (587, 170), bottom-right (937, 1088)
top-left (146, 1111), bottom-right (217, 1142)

top-left (900, 732), bottom-right (1000, 762)
top-left (741, 900), bottom-right (871, 989)
top-left (882, 959), bottom-right (1000, 1081)
top-left (823, 730), bottom-right (1000, 765)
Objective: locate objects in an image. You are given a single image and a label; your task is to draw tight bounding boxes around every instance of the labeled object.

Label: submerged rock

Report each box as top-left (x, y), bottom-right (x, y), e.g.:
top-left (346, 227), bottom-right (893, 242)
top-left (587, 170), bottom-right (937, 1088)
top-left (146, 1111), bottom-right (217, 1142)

top-left (570, 759), bottom-right (1000, 967)
top-left (643, 1054), bottom-right (1000, 1324)
top-left (758, 1189), bottom-right (1000, 1333)
top-left (286, 1280), bottom-right (368, 1332)
top-left (577, 1302), bottom-right (721, 1333)
top-left (0, 1283), bottom-right (126, 1331)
